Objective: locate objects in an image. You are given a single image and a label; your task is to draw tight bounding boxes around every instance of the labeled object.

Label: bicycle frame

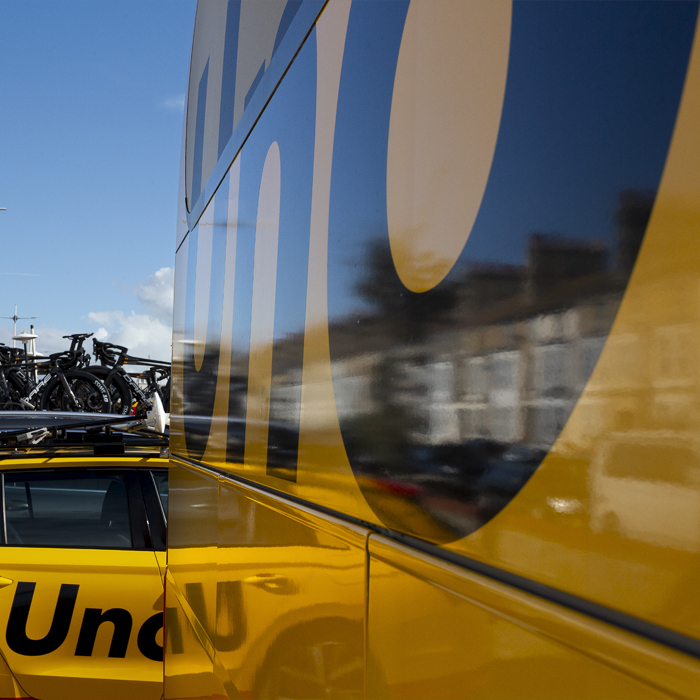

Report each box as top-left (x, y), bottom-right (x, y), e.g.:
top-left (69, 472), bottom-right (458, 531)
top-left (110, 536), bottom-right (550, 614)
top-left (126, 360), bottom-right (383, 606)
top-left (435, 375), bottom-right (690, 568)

top-left (21, 363), bottom-right (81, 410)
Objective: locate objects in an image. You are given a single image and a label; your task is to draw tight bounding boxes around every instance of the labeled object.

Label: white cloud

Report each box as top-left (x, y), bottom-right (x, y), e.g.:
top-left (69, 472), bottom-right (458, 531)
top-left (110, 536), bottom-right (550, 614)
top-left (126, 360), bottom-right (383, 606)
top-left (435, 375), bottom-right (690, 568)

top-left (86, 266), bottom-right (174, 363)
top-left (87, 311), bottom-right (123, 328)
top-left (87, 311), bottom-right (172, 363)
top-left (135, 267), bottom-right (174, 324)
top-left (162, 94), bottom-right (185, 111)
top-left (0, 267), bottom-right (175, 364)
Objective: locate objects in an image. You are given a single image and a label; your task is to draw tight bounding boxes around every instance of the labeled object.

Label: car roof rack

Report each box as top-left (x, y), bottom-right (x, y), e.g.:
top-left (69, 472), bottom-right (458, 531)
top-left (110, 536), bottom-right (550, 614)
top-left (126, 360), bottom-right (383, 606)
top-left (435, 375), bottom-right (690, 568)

top-left (0, 413), bottom-right (169, 458)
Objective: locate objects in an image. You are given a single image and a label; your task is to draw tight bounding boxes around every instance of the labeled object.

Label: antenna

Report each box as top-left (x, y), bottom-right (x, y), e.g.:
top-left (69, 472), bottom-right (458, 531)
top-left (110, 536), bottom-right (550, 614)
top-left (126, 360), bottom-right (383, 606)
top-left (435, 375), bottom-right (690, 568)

top-left (0, 305), bottom-right (39, 347)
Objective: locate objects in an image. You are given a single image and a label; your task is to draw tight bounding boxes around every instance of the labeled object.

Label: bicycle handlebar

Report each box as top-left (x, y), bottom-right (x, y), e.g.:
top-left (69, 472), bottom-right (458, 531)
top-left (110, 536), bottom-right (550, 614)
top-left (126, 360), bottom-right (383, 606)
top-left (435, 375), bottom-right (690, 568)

top-left (47, 350), bottom-right (81, 370)
top-left (92, 339), bottom-right (127, 366)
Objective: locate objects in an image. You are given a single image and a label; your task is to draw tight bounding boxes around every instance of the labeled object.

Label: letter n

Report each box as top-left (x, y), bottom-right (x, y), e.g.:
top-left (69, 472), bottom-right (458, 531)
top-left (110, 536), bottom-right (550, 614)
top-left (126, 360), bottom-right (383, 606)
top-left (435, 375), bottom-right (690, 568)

top-left (75, 608), bottom-right (133, 658)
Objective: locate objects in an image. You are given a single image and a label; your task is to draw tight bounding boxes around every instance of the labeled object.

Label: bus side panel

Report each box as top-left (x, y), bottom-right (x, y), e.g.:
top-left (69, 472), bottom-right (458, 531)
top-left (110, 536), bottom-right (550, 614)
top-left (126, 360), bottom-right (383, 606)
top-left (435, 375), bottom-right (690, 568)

top-left (166, 462), bottom-right (369, 700)
top-left (171, 0), bottom-right (700, 641)
top-left (170, 2), bottom-right (700, 697)
top-left (367, 536), bottom-right (700, 700)
top-left (165, 464), bottom-right (220, 700)
top-left (216, 477), bottom-right (368, 698)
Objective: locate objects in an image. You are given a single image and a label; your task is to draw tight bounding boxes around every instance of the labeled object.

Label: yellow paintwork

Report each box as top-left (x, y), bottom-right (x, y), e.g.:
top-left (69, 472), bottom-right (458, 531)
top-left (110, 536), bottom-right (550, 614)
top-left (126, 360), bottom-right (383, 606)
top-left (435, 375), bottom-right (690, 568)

top-left (166, 462), bottom-right (367, 700)
top-left (0, 550), bottom-right (163, 700)
top-left (170, 0), bottom-right (382, 526)
top-left (0, 455), bottom-right (167, 700)
top-left (168, 457), bottom-right (700, 700)
top-left (0, 455), bottom-right (168, 472)
top-left (169, 1), bottom-right (700, 698)
top-left (156, 551), bottom-right (167, 582)
top-left (440, 7), bottom-right (700, 640)
top-left (169, 11), bottom-right (700, 636)
top-left (0, 649), bottom-right (29, 700)
top-left (368, 536), bottom-right (700, 700)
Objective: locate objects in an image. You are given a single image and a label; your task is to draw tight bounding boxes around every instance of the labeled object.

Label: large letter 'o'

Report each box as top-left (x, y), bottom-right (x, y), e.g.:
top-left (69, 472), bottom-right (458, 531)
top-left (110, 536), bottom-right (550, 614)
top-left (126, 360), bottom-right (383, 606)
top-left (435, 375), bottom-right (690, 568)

top-left (387, 0), bottom-right (511, 292)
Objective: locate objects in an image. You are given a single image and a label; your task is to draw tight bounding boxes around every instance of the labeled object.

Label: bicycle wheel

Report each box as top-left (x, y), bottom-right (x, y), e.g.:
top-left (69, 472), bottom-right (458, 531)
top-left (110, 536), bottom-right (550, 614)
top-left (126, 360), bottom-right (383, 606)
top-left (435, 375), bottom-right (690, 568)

top-left (40, 371), bottom-right (112, 413)
top-left (0, 373), bottom-right (26, 410)
top-left (84, 366), bottom-right (133, 415)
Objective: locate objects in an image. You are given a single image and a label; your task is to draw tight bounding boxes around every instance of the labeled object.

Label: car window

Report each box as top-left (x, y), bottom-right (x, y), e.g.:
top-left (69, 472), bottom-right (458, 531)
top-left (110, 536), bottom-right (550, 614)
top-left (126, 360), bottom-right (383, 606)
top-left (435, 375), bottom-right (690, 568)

top-left (151, 471), bottom-right (168, 522)
top-left (3, 471), bottom-right (133, 548)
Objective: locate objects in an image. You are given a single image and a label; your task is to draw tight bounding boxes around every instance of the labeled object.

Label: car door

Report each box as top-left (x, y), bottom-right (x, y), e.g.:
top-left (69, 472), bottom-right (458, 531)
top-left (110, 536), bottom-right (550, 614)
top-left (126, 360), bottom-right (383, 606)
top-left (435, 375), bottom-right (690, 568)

top-left (0, 467), bottom-right (164, 700)
top-left (141, 468), bottom-right (168, 577)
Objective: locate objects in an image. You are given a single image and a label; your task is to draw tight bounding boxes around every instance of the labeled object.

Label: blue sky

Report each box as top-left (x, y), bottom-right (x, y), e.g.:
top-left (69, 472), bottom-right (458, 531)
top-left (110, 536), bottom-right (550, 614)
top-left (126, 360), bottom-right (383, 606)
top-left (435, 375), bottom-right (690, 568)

top-left (0, 0), bottom-right (196, 360)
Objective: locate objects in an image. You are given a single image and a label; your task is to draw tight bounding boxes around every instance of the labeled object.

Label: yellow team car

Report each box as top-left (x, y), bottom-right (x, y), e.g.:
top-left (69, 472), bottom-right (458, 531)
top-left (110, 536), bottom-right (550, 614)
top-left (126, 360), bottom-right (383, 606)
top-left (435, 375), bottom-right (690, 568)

top-left (0, 412), bottom-right (168, 700)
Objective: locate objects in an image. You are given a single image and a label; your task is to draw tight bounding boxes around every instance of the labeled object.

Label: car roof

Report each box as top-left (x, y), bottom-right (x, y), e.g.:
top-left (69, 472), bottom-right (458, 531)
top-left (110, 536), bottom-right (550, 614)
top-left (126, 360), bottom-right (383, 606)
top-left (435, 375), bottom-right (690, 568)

top-left (0, 454), bottom-right (169, 470)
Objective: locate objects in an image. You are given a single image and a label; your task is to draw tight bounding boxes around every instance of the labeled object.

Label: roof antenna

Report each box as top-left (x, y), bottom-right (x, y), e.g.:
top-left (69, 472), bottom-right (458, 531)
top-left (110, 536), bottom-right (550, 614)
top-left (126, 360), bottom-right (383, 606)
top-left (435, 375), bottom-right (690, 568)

top-left (1, 305), bottom-right (39, 347)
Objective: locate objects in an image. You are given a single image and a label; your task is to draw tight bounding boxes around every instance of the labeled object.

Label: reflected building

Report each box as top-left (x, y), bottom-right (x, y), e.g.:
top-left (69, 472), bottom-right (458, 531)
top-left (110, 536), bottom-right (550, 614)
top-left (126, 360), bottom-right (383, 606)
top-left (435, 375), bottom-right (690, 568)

top-left (326, 230), bottom-right (618, 452)
top-left (260, 190), bottom-right (698, 539)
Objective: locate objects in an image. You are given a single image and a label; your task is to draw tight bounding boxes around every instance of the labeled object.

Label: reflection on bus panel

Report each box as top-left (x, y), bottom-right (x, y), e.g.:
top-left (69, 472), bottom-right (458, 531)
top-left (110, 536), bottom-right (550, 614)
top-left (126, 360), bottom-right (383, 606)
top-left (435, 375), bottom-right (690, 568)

top-left (167, 2), bottom-right (700, 699)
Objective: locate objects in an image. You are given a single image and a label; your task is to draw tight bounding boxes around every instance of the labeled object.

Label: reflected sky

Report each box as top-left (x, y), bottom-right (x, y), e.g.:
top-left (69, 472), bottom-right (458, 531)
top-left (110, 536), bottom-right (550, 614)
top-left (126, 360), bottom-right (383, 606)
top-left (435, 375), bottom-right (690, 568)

top-left (328, 1), bottom-right (698, 318)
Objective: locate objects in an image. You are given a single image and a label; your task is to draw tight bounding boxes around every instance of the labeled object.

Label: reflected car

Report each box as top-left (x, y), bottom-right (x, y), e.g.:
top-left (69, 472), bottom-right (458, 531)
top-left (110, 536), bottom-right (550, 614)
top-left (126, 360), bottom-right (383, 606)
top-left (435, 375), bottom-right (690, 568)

top-left (0, 412), bottom-right (168, 700)
top-left (590, 430), bottom-right (700, 550)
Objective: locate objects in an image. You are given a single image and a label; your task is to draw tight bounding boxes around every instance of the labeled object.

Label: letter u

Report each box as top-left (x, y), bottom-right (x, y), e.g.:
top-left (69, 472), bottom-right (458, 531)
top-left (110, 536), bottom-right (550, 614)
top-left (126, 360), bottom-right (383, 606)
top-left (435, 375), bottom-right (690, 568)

top-left (6, 582), bottom-right (78, 656)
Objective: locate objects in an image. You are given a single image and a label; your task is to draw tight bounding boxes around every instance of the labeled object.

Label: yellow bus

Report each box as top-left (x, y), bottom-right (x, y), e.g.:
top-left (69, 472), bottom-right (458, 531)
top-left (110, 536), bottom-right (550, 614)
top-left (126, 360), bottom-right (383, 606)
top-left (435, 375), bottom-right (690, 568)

top-left (166, 1), bottom-right (700, 698)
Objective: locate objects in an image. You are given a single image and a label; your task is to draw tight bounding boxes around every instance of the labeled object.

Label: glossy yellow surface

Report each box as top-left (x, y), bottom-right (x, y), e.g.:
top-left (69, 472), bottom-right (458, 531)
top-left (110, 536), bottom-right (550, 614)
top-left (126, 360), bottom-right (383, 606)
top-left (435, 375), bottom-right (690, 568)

top-left (166, 462), bottom-right (367, 700)
top-left (368, 536), bottom-right (700, 699)
top-left (168, 458), bottom-right (700, 700)
top-left (387, 0), bottom-right (511, 293)
top-left (445, 8), bottom-right (700, 639)
top-left (0, 650), bottom-right (28, 700)
top-left (171, 0), bottom-right (380, 526)
top-left (0, 550), bottom-right (163, 700)
top-left (0, 455), bottom-right (167, 471)
top-left (0, 455), bottom-right (167, 700)
top-left (171, 0), bottom-right (700, 630)
top-left (170, 1), bottom-right (700, 698)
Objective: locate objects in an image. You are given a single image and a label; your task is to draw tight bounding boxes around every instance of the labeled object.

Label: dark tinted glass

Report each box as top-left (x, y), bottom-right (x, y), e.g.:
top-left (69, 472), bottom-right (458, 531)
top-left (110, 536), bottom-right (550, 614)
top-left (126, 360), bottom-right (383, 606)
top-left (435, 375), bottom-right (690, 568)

top-left (4, 471), bottom-right (132, 548)
top-left (152, 471), bottom-right (168, 522)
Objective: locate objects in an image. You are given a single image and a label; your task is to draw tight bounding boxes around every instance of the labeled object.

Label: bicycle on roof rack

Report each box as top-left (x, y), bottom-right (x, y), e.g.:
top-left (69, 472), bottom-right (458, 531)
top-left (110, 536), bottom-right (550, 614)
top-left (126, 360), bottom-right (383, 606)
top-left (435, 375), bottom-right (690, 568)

top-left (0, 333), bottom-right (171, 415)
top-left (129, 364), bottom-right (171, 413)
top-left (70, 336), bottom-right (171, 415)
top-left (0, 340), bottom-right (112, 413)
top-left (0, 345), bottom-right (28, 410)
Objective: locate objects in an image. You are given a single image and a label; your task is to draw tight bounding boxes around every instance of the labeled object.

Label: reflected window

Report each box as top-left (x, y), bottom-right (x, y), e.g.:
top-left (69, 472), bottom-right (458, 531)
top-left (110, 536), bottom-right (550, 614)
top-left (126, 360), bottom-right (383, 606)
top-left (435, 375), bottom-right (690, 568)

top-left (152, 470), bottom-right (169, 522)
top-left (492, 351), bottom-right (519, 392)
top-left (530, 404), bottom-right (570, 446)
top-left (493, 407), bottom-right (518, 443)
top-left (466, 357), bottom-right (489, 398)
